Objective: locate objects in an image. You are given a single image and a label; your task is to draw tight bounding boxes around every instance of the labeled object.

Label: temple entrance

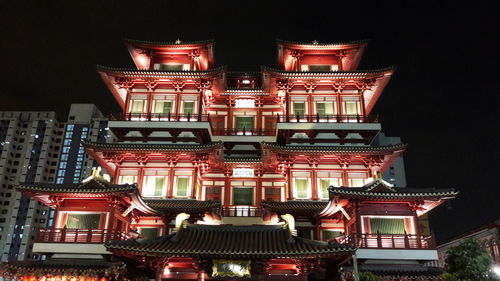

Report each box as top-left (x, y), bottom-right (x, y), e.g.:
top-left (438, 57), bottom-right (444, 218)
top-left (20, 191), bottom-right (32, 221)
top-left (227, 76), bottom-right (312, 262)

top-left (233, 187), bottom-right (254, 205)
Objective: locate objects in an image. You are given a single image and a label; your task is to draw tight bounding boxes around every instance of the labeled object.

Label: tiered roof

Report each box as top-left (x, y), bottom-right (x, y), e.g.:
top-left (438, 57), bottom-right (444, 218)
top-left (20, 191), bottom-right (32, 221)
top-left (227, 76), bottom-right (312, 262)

top-left (329, 180), bottom-right (458, 201)
top-left (106, 224), bottom-right (355, 259)
top-left (261, 200), bottom-right (329, 217)
top-left (145, 199), bottom-right (220, 216)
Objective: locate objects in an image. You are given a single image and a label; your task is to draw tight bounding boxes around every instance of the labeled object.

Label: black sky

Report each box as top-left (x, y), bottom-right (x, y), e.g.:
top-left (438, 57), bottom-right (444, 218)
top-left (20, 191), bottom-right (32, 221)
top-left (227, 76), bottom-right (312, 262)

top-left (0, 0), bottom-right (499, 242)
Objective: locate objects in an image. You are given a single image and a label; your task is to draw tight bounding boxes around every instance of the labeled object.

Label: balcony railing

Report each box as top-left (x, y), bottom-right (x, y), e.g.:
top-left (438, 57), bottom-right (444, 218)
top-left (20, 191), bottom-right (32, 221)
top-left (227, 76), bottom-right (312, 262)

top-left (110, 113), bottom-right (210, 122)
top-left (35, 228), bottom-right (132, 244)
top-left (211, 128), bottom-right (276, 136)
top-left (221, 206), bottom-right (262, 217)
top-left (334, 233), bottom-right (435, 249)
top-left (276, 114), bottom-right (378, 123)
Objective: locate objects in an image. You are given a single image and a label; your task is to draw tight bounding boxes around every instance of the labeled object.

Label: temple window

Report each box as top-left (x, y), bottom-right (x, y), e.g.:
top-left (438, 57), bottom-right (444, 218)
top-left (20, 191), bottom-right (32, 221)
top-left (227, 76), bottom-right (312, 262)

top-left (117, 169), bottom-right (138, 184)
top-left (158, 63), bottom-right (187, 71)
top-left (181, 100), bottom-right (196, 115)
top-left (174, 177), bottom-right (190, 197)
top-left (235, 116), bottom-right (254, 130)
top-left (292, 101), bottom-right (306, 116)
top-left (322, 230), bottom-right (343, 241)
top-left (173, 170), bottom-right (193, 198)
top-left (319, 178), bottom-right (341, 199)
top-left (315, 101), bottom-right (336, 116)
top-left (342, 97), bottom-right (361, 115)
top-left (308, 64), bottom-right (331, 72)
top-left (347, 172), bottom-right (369, 187)
top-left (139, 227), bottom-right (160, 238)
top-left (142, 169), bottom-right (169, 197)
top-left (58, 212), bottom-right (106, 229)
top-left (317, 171), bottom-right (342, 198)
top-left (152, 95), bottom-right (175, 114)
top-left (294, 178), bottom-right (310, 199)
top-left (361, 216), bottom-right (416, 235)
top-left (129, 94), bottom-right (148, 113)
top-left (233, 187), bottom-right (254, 205)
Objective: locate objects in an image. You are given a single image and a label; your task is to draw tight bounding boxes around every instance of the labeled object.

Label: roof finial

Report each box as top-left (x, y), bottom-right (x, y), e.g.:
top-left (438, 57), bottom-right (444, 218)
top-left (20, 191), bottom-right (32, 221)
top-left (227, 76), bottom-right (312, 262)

top-left (374, 171), bottom-right (382, 180)
top-left (312, 40), bottom-right (319, 45)
top-left (175, 38), bottom-right (182, 44)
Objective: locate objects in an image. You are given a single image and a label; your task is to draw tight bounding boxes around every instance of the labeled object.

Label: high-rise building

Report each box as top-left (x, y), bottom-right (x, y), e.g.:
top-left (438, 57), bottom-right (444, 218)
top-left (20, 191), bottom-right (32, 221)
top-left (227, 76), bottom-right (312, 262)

top-left (1, 39), bottom-right (457, 281)
top-left (0, 105), bottom-right (112, 262)
top-left (0, 111), bottom-right (63, 262)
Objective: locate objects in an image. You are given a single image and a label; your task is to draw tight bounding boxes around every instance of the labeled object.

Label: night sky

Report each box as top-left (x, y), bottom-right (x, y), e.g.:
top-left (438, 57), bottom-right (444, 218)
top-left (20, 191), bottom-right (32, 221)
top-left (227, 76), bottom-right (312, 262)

top-left (0, 1), bottom-right (498, 242)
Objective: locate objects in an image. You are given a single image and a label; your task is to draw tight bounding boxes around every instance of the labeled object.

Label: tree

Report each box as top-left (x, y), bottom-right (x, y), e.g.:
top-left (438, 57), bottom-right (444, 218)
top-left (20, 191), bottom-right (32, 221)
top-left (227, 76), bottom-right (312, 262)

top-left (443, 238), bottom-right (495, 281)
top-left (359, 272), bottom-right (381, 281)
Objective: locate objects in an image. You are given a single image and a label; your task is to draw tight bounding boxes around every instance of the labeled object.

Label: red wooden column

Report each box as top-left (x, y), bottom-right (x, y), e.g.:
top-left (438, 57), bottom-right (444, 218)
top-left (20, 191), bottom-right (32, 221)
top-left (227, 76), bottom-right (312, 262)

top-left (223, 175), bottom-right (231, 207)
top-left (191, 167), bottom-right (198, 199)
top-left (167, 167), bottom-right (175, 198)
top-left (311, 167), bottom-right (318, 200)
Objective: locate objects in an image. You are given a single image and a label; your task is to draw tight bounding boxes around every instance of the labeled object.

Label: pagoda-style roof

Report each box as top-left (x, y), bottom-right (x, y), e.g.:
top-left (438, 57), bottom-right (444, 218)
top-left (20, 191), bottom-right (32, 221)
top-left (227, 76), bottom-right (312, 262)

top-left (261, 200), bottom-right (328, 217)
top-left (145, 199), bottom-right (220, 216)
top-left (224, 157), bottom-right (262, 164)
top-left (16, 177), bottom-right (137, 196)
top-left (84, 140), bottom-right (223, 153)
top-left (276, 39), bottom-right (369, 50)
top-left (329, 180), bottom-right (458, 201)
top-left (97, 65), bottom-right (224, 78)
top-left (106, 224), bottom-right (355, 259)
top-left (0, 260), bottom-right (125, 278)
top-left (16, 177), bottom-right (158, 215)
top-left (262, 66), bottom-right (394, 78)
top-left (84, 141), bottom-right (223, 176)
top-left (219, 89), bottom-right (270, 96)
top-left (123, 38), bottom-right (214, 49)
top-left (322, 179), bottom-right (458, 217)
top-left (262, 143), bottom-right (406, 154)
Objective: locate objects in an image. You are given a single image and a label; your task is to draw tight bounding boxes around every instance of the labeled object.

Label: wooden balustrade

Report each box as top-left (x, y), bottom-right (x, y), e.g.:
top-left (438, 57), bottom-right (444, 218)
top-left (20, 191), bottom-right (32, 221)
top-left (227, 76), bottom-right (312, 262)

top-left (35, 228), bottom-right (132, 244)
top-left (109, 113), bottom-right (210, 122)
top-left (276, 114), bottom-right (378, 123)
top-left (210, 128), bottom-right (276, 136)
top-left (221, 206), bottom-right (262, 217)
top-left (334, 233), bottom-right (435, 249)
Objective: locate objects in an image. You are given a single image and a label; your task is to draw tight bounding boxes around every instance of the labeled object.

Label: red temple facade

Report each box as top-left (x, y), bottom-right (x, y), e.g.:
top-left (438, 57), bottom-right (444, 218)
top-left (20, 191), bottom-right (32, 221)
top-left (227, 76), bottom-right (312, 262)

top-left (0, 39), bottom-right (457, 281)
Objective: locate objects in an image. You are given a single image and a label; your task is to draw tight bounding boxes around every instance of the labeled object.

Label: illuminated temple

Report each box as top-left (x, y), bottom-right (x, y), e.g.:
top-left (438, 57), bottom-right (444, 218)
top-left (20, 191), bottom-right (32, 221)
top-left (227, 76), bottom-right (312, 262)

top-left (0, 39), bottom-right (458, 281)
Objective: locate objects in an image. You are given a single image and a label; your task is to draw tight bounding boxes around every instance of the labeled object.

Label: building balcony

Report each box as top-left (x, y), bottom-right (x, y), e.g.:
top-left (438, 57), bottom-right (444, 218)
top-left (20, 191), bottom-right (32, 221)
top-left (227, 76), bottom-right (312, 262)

top-left (277, 114), bottom-right (379, 124)
top-left (335, 233), bottom-right (435, 249)
top-left (110, 112), bottom-right (210, 122)
top-left (334, 233), bottom-right (439, 261)
top-left (221, 206), bottom-right (263, 217)
top-left (33, 228), bottom-right (134, 255)
top-left (35, 228), bottom-right (133, 244)
top-left (210, 128), bottom-right (276, 136)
